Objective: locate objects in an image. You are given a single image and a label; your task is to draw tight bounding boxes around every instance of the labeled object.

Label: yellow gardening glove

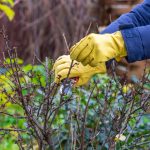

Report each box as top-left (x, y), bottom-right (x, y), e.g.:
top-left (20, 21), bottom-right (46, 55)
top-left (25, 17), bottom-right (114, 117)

top-left (70, 31), bottom-right (127, 67)
top-left (53, 55), bottom-right (106, 86)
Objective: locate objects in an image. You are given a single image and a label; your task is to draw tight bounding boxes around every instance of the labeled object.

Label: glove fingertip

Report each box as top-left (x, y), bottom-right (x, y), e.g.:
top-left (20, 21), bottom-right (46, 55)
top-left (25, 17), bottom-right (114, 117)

top-left (75, 78), bottom-right (89, 87)
top-left (54, 78), bottom-right (59, 84)
top-left (89, 63), bottom-right (98, 67)
top-left (52, 65), bottom-right (56, 71)
top-left (70, 53), bottom-right (76, 61)
top-left (82, 62), bottom-right (88, 66)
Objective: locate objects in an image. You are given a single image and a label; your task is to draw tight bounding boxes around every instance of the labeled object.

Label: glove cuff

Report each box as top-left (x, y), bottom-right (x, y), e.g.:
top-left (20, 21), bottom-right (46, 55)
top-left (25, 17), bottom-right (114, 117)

top-left (113, 31), bottom-right (127, 61)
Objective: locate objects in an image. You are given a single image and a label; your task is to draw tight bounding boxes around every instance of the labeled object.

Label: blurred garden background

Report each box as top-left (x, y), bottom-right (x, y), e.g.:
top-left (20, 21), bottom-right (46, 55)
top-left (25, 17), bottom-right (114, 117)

top-left (0, 0), bottom-right (150, 149)
top-left (0, 0), bottom-right (149, 79)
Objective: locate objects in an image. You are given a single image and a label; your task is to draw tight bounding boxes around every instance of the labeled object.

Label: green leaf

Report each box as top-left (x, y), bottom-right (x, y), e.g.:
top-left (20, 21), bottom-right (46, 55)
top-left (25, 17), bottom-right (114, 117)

top-left (22, 64), bottom-right (33, 72)
top-left (4, 58), bottom-right (23, 65)
top-left (1, 0), bottom-right (14, 7)
top-left (0, 3), bottom-right (15, 21)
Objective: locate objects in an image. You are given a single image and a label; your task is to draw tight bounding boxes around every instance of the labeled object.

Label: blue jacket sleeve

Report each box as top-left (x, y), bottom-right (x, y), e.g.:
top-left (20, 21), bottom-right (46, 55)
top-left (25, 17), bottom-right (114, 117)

top-left (101, 0), bottom-right (150, 63)
top-left (121, 25), bottom-right (150, 62)
top-left (101, 0), bottom-right (150, 34)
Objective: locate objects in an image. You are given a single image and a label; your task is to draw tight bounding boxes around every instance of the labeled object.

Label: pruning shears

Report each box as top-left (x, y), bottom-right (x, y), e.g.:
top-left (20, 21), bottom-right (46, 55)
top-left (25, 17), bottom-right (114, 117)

top-left (59, 77), bottom-right (79, 95)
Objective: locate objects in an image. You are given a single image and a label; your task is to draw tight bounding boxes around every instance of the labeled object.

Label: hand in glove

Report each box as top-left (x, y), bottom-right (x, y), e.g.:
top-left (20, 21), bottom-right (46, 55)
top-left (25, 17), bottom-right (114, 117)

top-left (70, 31), bottom-right (127, 67)
top-left (53, 55), bottom-right (106, 86)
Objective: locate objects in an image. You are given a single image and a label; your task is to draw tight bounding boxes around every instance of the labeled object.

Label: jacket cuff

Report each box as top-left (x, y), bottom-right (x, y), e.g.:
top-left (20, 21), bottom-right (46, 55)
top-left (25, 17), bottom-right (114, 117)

top-left (120, 24), bottom-right (144, 63)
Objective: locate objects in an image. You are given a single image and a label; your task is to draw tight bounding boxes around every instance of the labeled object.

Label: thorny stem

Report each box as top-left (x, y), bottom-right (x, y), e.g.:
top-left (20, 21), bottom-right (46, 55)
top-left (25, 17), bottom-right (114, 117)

top-left (0, 25), bottom-right (150, 150)
top-left (81, 85), bottom-right (96, 150)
